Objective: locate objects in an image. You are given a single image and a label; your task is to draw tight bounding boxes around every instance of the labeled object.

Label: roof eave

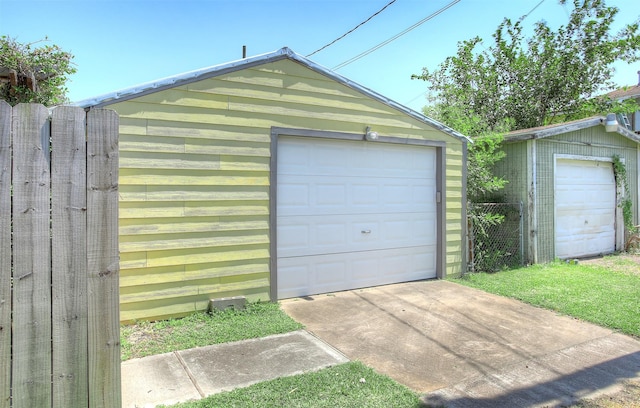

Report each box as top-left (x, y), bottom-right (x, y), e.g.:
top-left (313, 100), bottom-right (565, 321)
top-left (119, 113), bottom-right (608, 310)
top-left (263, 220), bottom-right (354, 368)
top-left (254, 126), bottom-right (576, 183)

top-left (74, 48), bottom-right (295, 109)
top-left (504, 117), bottom-right (640, 144)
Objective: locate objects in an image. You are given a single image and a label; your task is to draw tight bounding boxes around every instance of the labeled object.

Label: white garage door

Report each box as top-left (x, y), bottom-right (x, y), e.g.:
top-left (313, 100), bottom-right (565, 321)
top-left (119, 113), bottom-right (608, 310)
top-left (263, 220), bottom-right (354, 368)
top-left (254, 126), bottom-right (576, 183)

top-left (555, 158), bottom-right (616, 259)
top-left (277, 136), bottom-right (438, 299)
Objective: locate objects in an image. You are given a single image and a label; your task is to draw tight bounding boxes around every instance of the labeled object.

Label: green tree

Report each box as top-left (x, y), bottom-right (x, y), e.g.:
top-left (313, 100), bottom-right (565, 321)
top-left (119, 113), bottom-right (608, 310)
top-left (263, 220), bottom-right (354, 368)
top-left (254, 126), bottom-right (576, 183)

top-left (0, 36), bottom-right (76, 106)
top-left (414, 0), bottom-right (640, 133)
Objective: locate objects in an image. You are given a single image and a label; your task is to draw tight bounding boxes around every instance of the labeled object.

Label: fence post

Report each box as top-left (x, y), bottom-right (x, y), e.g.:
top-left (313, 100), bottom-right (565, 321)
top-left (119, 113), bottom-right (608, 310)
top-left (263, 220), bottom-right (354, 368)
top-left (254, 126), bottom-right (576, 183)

top-left (519, 201), bottom-right (524, 266)
top-left (51, 106), bottom-right (89, 407)
top-left (86, 108), bottom-right (121, 408)
top-left (11, 103), bottom-right (52, 408)
top-left (0, 101), bottom-right (11, 408)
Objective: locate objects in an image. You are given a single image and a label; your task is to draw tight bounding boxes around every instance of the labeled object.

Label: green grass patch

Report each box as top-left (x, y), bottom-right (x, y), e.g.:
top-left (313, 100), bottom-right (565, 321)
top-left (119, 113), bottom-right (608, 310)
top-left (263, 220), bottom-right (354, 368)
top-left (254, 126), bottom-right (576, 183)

top-left (453, 261), bottom-right (640, 337)
top-left (120, 302), bottom-right (303, 361)
top-left (159, 361), bottom-right (424, 408)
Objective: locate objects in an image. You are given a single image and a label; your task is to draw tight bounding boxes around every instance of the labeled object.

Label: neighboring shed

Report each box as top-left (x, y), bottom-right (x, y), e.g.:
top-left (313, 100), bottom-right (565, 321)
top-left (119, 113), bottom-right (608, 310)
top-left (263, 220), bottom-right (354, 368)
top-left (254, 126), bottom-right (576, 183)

top-left (494, 117), bottom-right (640, 264)
top-left (78, 47), bottom-right (468, 322)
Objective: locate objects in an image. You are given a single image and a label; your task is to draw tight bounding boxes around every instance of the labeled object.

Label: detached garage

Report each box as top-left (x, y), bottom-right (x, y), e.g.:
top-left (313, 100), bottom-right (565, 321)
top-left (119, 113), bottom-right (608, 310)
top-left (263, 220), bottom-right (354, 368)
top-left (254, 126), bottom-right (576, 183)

top-left (494, 117), bottom-right (640, 264)
top-left (78, 47), bottom-right (468, 322)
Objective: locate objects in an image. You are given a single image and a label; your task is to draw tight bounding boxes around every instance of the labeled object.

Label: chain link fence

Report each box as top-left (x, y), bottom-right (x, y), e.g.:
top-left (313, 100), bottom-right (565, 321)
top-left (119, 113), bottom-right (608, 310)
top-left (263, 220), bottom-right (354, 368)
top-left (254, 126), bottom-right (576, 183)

top-left (468, 202), bottom-right (523, 273)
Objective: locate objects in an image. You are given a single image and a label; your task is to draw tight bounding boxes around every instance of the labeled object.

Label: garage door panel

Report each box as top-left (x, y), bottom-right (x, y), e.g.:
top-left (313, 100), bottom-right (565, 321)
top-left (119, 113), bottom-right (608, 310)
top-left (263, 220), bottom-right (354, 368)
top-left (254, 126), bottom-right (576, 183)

top-left (278, 175), bottom-right (435, 216)
top-left (315, 183), bottom-right (347, 207)
top-left (278, 224), bottom-right (310, 253)
top-left (278, 137), bottom-right (437, 178)
top-left (278, 212), bottom-right (436, 258)
top-left (352, 184), bottom-right (380, 205)
top-left (315, 261), bottom-right (348, 285)
top-left (277, 246), bottom-right (437, 299)
top-left (278, 182), bottom-right (310, 210)
top-left (555, 159), bottom-right (615, 259)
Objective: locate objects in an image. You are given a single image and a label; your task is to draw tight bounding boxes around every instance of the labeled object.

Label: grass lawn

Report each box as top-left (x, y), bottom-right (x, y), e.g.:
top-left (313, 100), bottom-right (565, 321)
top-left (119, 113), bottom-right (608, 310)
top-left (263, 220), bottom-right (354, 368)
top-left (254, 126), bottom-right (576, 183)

top-left (158, 361), bottom-right (424, 408)
top-left (120, 302), bottom-right (303, 360)
top-left (453, 259), bottom-right (640, 338)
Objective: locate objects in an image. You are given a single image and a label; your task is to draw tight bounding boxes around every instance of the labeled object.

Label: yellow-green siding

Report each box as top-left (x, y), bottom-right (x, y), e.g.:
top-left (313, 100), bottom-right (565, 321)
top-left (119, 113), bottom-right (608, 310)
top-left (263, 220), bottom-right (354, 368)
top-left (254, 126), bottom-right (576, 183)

top-left (106, 59), bottom-right (465, 322)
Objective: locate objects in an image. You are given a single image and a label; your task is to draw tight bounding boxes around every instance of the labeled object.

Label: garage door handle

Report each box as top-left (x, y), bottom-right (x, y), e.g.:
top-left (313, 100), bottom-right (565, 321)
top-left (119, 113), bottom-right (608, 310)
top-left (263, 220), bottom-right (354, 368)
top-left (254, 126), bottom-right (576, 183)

top-left (361, 230), bottom-right (371, 234)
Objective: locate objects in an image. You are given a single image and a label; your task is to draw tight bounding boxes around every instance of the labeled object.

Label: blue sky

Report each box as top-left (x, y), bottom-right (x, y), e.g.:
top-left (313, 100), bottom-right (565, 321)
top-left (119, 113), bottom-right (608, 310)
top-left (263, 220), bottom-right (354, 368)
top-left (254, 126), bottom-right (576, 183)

top-left (1, 0), bottom-right (639, 112)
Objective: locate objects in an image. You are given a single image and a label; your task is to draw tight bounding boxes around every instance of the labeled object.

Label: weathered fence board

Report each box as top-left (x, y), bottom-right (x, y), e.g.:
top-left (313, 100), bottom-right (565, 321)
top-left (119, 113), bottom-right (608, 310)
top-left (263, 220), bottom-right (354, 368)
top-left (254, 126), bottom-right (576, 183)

top-left (51, 106), bottom-right (89, 407)
top-left (0, 101), bottom-right (11, 408)
top-left (0, 102), bottom-right (121, 407)
top-left (87, 109), bottom-right (120, 408)
top-left (12, 103), bottom-right (52, 408)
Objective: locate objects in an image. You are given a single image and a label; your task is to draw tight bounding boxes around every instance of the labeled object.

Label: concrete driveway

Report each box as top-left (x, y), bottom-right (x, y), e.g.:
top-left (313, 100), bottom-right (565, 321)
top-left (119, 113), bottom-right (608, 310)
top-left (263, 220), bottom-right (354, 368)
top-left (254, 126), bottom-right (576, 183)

top-left (281, 280), bottom-right (640, 407)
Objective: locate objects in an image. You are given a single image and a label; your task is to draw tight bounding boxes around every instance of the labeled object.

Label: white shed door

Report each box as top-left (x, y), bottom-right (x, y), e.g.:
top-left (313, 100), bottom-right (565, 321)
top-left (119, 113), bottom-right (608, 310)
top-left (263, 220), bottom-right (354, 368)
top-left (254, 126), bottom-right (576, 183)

top-left (277, 136), bottom-right (438, 299)
top-left (555, 158), bottom-right (616, 259)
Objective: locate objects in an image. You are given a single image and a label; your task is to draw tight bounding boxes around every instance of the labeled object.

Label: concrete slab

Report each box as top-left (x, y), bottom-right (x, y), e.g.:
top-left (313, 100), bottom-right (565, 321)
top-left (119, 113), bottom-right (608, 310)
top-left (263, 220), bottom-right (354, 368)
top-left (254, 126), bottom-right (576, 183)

top-left (178, 330), bottom-right (348, 395)
top-left (281, 280), bottom-right (640, 407)
top-left (121, 352), bottom-right (201, 408)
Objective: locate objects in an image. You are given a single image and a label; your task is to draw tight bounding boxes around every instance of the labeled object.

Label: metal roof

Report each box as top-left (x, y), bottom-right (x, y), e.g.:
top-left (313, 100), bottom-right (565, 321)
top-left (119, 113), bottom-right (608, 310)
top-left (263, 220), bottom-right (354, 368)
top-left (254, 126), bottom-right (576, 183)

top-left (504, 115), bottom-right (640, 144)
top-left (74, 47), bottom-right (468, 142)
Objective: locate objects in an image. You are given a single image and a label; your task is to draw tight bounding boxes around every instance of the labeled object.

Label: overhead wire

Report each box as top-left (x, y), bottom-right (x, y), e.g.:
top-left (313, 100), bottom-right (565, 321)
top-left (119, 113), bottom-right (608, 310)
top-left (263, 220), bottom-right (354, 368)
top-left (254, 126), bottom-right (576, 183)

top-left (332, 0), bottom-right (461, 70)
top-left (405, 0), bottom-right (547, 107)
top-left (306, 0), bottom-right (398, 58)
top-left (519, 0), bottom-right (545, 22)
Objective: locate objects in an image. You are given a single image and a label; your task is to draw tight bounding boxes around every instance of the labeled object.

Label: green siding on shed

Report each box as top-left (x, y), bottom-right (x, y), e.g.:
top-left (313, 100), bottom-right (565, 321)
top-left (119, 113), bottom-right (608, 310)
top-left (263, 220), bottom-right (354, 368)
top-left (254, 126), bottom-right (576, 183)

top-left (104, 59), bottom-right (465, 322)
top-left (493, 142), bottom-right (530, 256)
top-left (496, 125), bottom-right (639, 264)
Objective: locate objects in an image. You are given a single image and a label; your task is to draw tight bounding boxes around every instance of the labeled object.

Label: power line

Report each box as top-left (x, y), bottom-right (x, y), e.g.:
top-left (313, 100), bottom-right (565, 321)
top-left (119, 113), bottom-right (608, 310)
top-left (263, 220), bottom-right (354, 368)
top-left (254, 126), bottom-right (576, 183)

top-left (306, 0), bottom-right (398, 58)
top-left (519, 0), bottom-right (545, 22)
top-left (333, 0), bottom-right (461, 71)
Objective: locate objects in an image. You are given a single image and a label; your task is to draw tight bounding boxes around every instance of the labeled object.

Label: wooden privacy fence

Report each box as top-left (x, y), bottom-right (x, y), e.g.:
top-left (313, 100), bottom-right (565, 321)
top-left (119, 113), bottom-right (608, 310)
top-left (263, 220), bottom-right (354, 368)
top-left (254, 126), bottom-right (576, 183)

top-left (0, 101), bottom-right (121, 408)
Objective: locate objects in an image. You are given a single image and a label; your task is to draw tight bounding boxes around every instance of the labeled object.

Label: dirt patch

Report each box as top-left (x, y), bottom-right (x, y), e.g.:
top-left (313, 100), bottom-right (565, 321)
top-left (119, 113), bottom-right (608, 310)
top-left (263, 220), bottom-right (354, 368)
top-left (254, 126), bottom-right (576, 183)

top-left (574, 379), bottom-right (640, 407)
top-left (578, 253), bottom-right (640, 276)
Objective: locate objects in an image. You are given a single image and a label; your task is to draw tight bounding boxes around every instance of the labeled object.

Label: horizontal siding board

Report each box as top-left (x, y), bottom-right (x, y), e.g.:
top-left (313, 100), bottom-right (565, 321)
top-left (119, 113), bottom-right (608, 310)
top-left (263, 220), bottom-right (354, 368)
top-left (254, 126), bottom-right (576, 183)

top-left (146, 121), bottom-right (271, 143)
top-left (184, 139), bottom-right (270, 157)
top-left (184, 201), bottom-right (269, 217)
top-left (120, 217), bottom-right (269, 234)
top-left (220, 155), bottom-right (270, 171)
top-left (198, 64), bottom-right (361, 99)
top-left (120, 299), bottom-right (199, 323)
top-left (120, 151), bottom-right (221, 170)
top-left (120, 134), bottom-right (186, 154)
top-left (119, 252), bottom-right (147, 270)
top-left (119, 232), bottom-right (269, 252)
top-left (227, 97), bottom-right (413, 128)
top-left (118, 185), bottom-right (269, 202)
top-left (119, 169), bottom-right (269, 186)
top-left (120, 135), bottom-right (272, 158)
top-left (134, 88), bottom-right (229, 110)
top-left (120, 260), bottom-right (269, 287)
top-left (146, 245), bottom-right (270, 267)
top-left (120, 273), bottom-right (269, 304)
top-left (186, 77), bottom-right (394, 116)
top-left (119, 202), bottom-right (269, 219)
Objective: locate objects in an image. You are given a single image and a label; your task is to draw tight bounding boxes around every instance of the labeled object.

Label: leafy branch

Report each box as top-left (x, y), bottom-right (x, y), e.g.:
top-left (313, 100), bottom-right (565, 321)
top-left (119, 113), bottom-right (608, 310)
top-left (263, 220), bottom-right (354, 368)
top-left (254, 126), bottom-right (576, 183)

top-left (611, 154), bottom-right (638, 250)
top-left (0, 36), bottom-right (76, 106)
